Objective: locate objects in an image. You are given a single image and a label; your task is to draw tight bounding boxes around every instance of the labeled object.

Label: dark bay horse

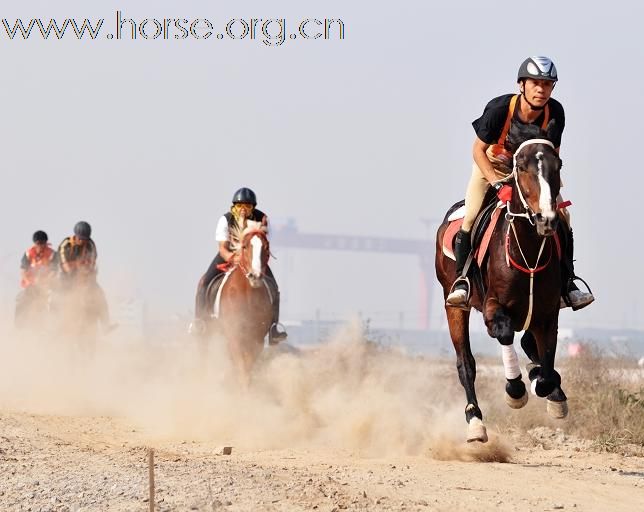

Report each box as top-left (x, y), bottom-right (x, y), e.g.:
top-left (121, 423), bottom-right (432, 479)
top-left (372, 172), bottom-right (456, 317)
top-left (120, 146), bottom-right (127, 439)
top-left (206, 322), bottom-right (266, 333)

top-left (205, 222), bottom-right (273, 385)
top-left (436, 130), bottom-right (568, 443)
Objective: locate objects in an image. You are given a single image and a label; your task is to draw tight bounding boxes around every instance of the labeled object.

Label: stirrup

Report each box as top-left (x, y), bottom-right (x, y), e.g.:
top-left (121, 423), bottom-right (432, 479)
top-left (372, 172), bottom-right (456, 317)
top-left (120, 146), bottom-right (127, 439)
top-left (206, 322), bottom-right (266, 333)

top-left (268, 323), bottom-right (287, 345)
top-left (446, 276), bottom-right (471, 308)
top-left (561, 276), bottom-right (595, 311)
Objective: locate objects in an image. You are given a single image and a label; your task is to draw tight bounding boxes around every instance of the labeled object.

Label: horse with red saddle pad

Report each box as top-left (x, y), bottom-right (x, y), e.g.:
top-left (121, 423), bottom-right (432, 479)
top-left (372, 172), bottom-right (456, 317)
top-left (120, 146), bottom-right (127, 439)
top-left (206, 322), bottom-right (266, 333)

top-left (203, 223), bottom-right (275, 385)
top-left (435, 137), bottom-right (572, 443)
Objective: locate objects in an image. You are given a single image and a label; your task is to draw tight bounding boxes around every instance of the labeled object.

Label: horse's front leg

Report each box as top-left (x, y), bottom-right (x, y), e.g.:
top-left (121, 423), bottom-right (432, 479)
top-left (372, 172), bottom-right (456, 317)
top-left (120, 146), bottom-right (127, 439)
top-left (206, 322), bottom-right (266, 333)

top-left (446, 307), bottom-right (487, 443)
top-left (484, 297), bottom-right (528, 409)
top-left (521, 329), bottom-right (568, 418)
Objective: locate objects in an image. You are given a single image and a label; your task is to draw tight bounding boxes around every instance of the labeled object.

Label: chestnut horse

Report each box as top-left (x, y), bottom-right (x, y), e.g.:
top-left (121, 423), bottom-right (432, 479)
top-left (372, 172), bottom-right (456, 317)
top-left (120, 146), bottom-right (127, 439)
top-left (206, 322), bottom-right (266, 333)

top-left (205, 223), bottom-right (273, 385)
top-left (436, 132), bottom-right (568, 443)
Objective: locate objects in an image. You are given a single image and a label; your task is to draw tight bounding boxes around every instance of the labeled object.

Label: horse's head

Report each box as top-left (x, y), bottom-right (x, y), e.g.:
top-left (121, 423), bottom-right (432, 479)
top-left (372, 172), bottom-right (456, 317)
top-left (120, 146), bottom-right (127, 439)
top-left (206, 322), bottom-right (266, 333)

top-left (237, 222), bottom-right (270, 288)
top-left (506, 120), bottom-right (562, 236)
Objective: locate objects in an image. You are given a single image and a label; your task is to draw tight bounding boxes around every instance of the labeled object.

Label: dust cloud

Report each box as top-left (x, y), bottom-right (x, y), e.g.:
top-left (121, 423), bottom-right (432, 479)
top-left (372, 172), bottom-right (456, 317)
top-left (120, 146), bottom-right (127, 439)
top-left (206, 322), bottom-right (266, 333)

top-left (0, 314), bottom-right (511, 462)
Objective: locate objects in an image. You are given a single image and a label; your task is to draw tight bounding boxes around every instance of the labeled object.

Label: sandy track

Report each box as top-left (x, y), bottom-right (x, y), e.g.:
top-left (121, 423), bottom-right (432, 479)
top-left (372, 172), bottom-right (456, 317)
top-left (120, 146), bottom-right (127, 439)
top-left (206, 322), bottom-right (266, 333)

top-left (1, 323), bottom-right (643, 511)
top-left (1, 410), bottom-right (643, 512)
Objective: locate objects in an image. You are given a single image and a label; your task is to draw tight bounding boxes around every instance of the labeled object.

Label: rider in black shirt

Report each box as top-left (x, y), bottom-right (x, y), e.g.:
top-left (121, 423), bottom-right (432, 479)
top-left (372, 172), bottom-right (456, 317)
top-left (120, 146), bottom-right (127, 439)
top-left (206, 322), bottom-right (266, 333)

top-left (446, 56), bottom-right (594, 311)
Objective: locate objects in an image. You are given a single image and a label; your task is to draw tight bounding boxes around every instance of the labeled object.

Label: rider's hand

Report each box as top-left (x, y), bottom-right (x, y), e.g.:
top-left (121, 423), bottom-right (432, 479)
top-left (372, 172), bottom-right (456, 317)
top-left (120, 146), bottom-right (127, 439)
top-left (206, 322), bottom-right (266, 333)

top-left (493, 183), bottom-right (513, 202)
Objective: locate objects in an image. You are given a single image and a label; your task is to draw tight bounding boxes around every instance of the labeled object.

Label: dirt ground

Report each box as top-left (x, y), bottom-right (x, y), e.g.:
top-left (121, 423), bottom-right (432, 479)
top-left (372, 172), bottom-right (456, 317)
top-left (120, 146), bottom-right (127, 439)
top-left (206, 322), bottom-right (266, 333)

top-left (1, 322), bottom-right (643, 512)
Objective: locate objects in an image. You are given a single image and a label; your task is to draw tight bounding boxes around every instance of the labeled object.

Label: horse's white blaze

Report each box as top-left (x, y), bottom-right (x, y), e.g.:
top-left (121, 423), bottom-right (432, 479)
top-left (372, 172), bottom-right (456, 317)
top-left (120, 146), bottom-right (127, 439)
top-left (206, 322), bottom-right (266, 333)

top-left (501, 344), bottom-right (521, 379)
top-left (250, 235), bottom-right (263, 276)
top-left (537, 162), bottom-right (555, 220)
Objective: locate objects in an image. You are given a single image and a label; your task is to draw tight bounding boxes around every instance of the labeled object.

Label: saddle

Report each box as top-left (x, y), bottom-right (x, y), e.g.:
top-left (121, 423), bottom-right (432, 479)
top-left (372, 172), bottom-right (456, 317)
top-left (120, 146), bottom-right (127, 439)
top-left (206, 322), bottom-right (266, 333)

top-left (443, 189), bottom-right (566, 303)
top-left (442, 189), bottom-right (504, 269)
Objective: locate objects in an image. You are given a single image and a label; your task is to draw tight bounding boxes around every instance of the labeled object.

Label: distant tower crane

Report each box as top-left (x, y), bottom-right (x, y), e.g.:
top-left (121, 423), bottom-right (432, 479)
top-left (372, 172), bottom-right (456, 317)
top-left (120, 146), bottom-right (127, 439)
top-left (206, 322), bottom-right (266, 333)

top-left (271, 219), bottom-right (435, 330)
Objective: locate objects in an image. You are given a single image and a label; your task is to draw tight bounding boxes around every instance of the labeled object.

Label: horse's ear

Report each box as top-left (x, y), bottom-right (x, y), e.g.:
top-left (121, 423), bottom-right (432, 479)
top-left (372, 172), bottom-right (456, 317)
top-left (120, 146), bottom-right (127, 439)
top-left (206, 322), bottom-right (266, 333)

top-left (505, 122), bottom-right (522, 153)
top-left (506, 121), bottom-right (541, 153)
top-left (554, 152), bottom-right (563, 170)
top-left (545, 118), bottom-right (557, 142)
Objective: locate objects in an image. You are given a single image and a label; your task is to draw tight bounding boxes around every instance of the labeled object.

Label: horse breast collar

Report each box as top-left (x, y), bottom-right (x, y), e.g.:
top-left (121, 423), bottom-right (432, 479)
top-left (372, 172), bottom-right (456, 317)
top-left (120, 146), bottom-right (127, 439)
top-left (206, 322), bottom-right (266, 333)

top-left (211, 267), bottom-right (275, 319)
top-left (503, 138), bottom-right (560, 330)
top-left (212, 270), bottom-right (234, 319)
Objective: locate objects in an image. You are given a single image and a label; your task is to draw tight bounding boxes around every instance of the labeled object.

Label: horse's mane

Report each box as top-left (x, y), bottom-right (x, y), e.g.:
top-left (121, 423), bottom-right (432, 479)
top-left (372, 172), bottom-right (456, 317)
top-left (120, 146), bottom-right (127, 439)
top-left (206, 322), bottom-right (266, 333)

top-left (229, 220), bottom-right (268, 251)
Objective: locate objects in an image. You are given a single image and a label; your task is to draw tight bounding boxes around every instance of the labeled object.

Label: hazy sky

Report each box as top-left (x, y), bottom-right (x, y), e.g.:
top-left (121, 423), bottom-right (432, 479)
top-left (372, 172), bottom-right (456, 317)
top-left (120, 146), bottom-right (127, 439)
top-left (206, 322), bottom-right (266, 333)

top-left (1, 1), bottom-right (641, 332)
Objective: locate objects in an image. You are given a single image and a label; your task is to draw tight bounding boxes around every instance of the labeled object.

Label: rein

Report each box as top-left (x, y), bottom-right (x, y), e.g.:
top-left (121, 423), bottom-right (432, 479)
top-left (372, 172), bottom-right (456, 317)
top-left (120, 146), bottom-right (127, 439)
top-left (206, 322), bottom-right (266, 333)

top-left (502, 138), bottom-right (557, 330)
top-left (505, 222), bottom-right (551, 331)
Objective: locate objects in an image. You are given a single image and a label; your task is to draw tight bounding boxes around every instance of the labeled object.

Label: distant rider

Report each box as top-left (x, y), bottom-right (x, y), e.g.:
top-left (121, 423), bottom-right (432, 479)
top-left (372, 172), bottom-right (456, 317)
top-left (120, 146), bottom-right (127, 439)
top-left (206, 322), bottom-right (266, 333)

top-left (190, 187), bottom-right (287, 344)
top-left (20, 230), bottom-right (57, 289)
top-left (57, 221), bottom-right (115, 331)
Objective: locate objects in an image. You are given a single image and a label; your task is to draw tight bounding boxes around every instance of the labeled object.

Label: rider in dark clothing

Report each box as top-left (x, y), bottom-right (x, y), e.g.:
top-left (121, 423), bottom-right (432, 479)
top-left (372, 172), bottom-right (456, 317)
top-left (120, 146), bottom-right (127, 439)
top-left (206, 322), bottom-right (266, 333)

top-left (58, 222), bottom-right (98, 279)
top-left (446, 56), bottom-right (594, 311)
top-left (57, 221), bottom-right (115, 331)
top-left (190, 187), bottom-right (287, 344)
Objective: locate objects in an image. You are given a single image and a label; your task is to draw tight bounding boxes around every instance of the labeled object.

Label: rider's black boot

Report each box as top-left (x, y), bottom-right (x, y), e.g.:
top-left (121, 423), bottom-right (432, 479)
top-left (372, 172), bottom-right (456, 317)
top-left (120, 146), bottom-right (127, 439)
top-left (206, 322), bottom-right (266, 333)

top-left (560, 228), bottom-right (594, 311)
top-left (446, 229), bottom-right (472, 307)
top-left (189, 276), bottom-right (210, 335)
top-left (268, 291), bottom-right (287, 345)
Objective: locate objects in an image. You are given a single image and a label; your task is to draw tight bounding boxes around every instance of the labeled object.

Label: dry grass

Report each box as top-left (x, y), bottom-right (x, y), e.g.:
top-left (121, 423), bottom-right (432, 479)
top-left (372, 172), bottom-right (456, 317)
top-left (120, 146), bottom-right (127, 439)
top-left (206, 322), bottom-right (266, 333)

top-left (563, 348), bottom-right (644, 453)
top-left (360, 333), bottom-right (644, 455)
top-left (479, 344), bottom-right (644, 454)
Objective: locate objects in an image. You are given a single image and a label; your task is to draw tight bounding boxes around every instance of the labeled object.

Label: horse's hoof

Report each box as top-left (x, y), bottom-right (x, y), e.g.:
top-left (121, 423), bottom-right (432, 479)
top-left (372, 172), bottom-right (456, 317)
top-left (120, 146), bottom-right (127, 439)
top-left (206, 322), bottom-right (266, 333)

top-left (505, 391), bottom-right (528, 409)
top-left (547, 399), bottom-right (568, 419)
top-left (466, 418), bottom-right (488, 443)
